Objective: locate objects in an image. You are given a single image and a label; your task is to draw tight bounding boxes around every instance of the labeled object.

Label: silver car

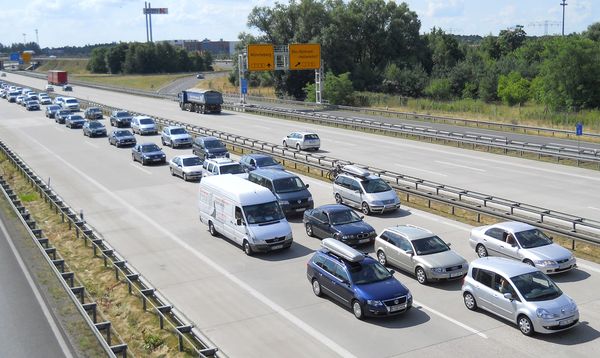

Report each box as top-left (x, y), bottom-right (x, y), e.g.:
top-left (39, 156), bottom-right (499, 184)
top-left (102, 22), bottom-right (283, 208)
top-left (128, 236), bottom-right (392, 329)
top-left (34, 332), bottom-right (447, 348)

top-left (161, 126), bottom-right (192, 148)
top-left (131, 115), bottom-right (158, 135)
top-left (169, 155), bottom-right (204, 181)
top-left (469, 221), bottom-right (576, 274)
top-left (462, 257), bottom-right (579, 336)
top-left (375, 225), bottom-right (468, 284)
top-left (282, 131), bottom-right (320, 151)
top-left (333, 165), bottom-right (400, 215)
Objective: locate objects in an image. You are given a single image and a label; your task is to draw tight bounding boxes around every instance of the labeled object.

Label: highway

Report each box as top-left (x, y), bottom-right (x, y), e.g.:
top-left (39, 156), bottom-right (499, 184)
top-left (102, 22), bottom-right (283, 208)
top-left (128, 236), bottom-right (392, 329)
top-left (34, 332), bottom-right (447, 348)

top-left (5, 72), bottom-right (600, 220)
top-left (1, 94), bottom-right (600, 357)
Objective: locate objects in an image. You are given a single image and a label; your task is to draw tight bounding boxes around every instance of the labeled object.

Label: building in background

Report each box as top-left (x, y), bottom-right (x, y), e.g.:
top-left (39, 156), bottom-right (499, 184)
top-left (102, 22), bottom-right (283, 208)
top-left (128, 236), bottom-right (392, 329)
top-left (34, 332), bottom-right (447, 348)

top-left (162, 39), bottom-right (238, 58)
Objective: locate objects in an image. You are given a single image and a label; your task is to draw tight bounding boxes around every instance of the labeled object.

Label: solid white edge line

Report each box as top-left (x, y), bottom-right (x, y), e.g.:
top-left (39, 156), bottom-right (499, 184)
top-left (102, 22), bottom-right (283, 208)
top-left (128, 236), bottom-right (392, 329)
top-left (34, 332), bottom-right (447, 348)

top-left (26, 135), bottom-right (358, 358)
top-left (129, 162), bottom-right (152, 175)
top-left (414, 300), bottom-right (488, 339)
top-left (0, 219), bottom-right (74, 358)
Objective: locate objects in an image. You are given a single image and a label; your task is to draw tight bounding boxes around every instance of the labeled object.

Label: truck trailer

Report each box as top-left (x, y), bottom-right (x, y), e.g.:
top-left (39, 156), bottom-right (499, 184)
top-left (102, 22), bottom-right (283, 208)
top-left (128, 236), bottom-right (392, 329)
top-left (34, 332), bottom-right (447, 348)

top-left (179, 88), bottom-right (223, 114)
top-left (47, 70), bottom-right (68, 85)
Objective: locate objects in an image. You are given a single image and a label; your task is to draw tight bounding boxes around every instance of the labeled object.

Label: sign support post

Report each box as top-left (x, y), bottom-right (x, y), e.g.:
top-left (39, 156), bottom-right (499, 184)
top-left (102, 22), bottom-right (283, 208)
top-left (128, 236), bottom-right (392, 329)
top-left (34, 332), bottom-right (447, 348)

top-left (315, 61), bottom-right (323, 104)
top-left (239, 53), bottom-right (247, 104)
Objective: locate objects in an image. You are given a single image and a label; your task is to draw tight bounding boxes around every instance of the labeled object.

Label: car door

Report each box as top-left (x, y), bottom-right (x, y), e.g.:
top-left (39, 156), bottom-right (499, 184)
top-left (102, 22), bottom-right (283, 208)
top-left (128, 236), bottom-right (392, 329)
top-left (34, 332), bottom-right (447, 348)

top-left (489, 274), bottom-right (519, 321)
top-left (483, 227), bottom-right (505, 257)
top-left (378, 231), bottom-right (401, 268)
top-left (173, 157), bottom-right (182, 176)
top-left (390, 233), bottom-right (415, 273)
top-left (320, 258), bottom-right (351, 306)
top-left (134, 146), bottom-right (142, 161)
top-left (310, 210), bottom-right (329, 238)
top-left (347, 179), bottom-right (363, 206)
top-left (471, 268), bottom-right (495, 312)
top-left (498, 233), bottom-right (520, 260)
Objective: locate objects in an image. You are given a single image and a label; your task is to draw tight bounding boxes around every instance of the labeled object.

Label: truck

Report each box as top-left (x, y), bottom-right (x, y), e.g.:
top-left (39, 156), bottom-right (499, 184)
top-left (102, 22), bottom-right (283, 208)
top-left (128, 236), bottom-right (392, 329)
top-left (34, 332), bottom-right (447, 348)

top-left (198, 175), bottom-right (293, 255)
top-left (179, 88), bottom-right (223, 114)
top-left (47, 70), bottom-right (68, 85)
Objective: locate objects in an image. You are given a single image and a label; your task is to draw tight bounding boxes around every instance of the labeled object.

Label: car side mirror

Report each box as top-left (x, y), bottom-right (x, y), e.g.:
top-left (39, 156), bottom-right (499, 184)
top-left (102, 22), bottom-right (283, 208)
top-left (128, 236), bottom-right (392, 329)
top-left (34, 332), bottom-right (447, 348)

top-left (446, 242), bottom-right (452, 247)
top-left (360, 215), bottom-right (364, 219)
top-left (305, 184), bottom-right (309, 189)
top-left (405, 250), bottom-right (414, 256)
top-left (236, 218), bottom-right (242, 226)
top-left (503, 293), bottom-right (513, 301)
top-left (388, 269), bottom-right (395, 275)
top-left (549, 236), bottom-right (554, 242)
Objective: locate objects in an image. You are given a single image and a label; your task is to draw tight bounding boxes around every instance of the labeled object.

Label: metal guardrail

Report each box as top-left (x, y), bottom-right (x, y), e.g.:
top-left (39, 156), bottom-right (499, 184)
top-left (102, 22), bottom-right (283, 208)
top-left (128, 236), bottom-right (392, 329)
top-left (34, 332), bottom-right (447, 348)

top-left (6, 79), bottom-right (600, 248)
top-left (0, 140), bottom-right (220, 358)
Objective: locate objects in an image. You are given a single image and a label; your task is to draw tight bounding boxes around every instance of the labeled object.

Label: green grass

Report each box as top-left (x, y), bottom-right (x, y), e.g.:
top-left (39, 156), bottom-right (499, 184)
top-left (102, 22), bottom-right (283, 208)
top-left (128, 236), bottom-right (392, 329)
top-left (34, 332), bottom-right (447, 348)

top-left (19, 192), bottom-right (38, 202)
top-left (71, 73), bottom-right (192, 91)
top-left (36, 59), bottom-right (90, 74)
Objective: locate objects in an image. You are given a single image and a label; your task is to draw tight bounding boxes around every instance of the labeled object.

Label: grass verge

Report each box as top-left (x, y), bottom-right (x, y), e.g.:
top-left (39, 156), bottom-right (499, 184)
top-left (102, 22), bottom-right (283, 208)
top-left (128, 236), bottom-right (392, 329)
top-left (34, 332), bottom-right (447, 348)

top-left (71, 73), bottom-right (192, 91)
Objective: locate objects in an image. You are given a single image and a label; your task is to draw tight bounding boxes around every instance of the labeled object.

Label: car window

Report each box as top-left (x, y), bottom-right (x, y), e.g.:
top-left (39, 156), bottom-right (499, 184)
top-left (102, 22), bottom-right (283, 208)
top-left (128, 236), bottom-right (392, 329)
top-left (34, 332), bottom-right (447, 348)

top-left (334, 265), bottom-right (349, 282)
top-left (514, 229), bottom-right (553, 249)
top-left (273, 177), bottom-right (305, 193)
top-left (493, 274), bottom-right (518, 299)
top-left (312, 210), bottom-right (327, 223)
top-left (182, 157), bottom-right (202, 166)
top-left (312, 254), bottom-right (326, 269)
top-left (322, 258), bottom-right (338, 276)
top-left (304, 134), bottom-right (319, 140)
top-left (329, 210), bottom-right (361, 225)
top-left (349, 179), bottom-right (361, 192)
top-left (485, 228), bottom-right (505, 240)
top-left (389, 233), bottom-right (412, 252)
top-left (511, 271), bottom-right (562, 301)
top-left (412, 236), bottom-right (449, 255)
top-left (361, 178), bottom-right (392, 193)
top-left (474, 268), bottom-right (494, 288)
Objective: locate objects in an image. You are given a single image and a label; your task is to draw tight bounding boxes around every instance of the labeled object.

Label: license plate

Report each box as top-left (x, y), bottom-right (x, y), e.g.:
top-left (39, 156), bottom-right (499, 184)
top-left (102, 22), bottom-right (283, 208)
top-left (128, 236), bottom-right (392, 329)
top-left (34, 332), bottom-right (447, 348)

top-left (295, 208), bottom-right (305, 212)
top-left (559, 318), bottom-right (573, 326)
top-left (450, 272), bottom-right (463, 278)
top-left (153, 158), bottom-right (162, 162)
top-left (389, 304), bottom-right (406, 312)
top-left (359, 238), bottom-right (370, 243)
top-left (271, 244), bottom-right (283, 250)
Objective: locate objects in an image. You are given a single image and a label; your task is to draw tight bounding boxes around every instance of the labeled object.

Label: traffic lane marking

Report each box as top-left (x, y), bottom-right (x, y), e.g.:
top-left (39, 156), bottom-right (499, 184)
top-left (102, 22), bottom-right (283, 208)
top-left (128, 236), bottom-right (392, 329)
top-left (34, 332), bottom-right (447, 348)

top-left (129, 163), bottom-right (152, 175)
top-left (413, 300), bottom-right (488, 339)
top-left (84, 140), bottom-right (99, 149)
top-left (466, 131), bottom-right (507, 139)
top-left (395, 164), bottom-right (448, 177)
top-left (434, 160), bottom-right (486, 173)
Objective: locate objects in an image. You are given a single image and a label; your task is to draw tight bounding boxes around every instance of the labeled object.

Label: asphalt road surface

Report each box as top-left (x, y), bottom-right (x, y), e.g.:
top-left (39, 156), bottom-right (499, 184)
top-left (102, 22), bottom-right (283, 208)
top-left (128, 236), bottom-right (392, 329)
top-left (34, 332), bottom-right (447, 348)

top-left (1, 99), bottom-right (599, 358)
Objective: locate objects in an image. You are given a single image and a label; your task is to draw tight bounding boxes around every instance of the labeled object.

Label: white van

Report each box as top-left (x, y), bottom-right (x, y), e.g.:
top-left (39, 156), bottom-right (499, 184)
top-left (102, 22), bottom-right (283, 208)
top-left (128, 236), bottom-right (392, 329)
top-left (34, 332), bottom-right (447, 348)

top-left (198, 175), bottom-right (293, 255)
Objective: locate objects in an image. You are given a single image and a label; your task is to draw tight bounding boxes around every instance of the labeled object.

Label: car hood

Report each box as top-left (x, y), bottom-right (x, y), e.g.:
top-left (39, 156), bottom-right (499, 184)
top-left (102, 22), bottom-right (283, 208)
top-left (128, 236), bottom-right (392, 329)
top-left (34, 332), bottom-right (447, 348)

top-left (170, 134), bottom-right (192, 140)
top-left (355, 277), bottom-right (409, 301)
top-left (332, 221), bottom-right (375, 236)
top-left (141, 150), bottom-right (164, 156)
top-left (523, 243), bottom-right (572, 261)
top-left (182, 165), bottom-right (204, 173)
top-left (247, 220), bottom-right (291, 241)
top-left (117, 135), bottom-right (135, 140)
top-left (70, 118), bottom-right (85, 123)
top-left (527, 293), bottom-right (578, 317)
top-left (207, 147), bottom-right (228, 155)
top-left (276, 189), bottom-right (311, 202)
top-left (363, 190), bottom-right (398, 202)
top-left (416, 250), bottom-right (467, 268)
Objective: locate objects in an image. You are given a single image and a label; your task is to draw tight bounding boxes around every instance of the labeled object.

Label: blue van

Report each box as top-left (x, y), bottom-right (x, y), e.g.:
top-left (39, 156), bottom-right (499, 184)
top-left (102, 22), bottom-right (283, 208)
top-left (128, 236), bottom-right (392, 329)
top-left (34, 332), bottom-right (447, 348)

top-left (247, 169), bottom-right (313, 216)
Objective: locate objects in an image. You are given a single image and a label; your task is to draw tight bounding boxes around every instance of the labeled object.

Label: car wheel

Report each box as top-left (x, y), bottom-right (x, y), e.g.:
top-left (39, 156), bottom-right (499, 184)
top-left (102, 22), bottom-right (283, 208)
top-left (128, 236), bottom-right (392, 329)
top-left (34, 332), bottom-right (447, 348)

top-left (523, 259), bottom-right (535, 267)
top-left (361, 202), bottom-right (371, 215)
top-left (296, 143), bottom-right (301, 151)
top-left (141, 158), bottom-right (147, 166)
top-left (305, 223), bottom-right (314, 237)
top-left (170, 168), bottom-right (174, 176)
top-left (352, 300), bottom-right (364, 320)
top-left (161, 138), bottom-right (166, 145)
top-left (335, 193), bottom-right (343, 204)
top-left (131, 154), bottom-right (136, 162)
top-left (110, 120), bottom-right (114, 127)
top-left (476, 244), bottom-right (488, 258)
top-left (183, 173), bottom-right (188, 181)
top-left (243, 240), bottom-right (253, 256)
top-left (377, 250), bottom-right (387, 266)
top-left (312, 279), bottom-right (322, 297)
top-left (208, 221), bottom-right (217, 236)
top-left (463, 292), bottom-right (477, 311)
top-left (518, 315), bottom-right (534, 336)
top-left (283, 140), bottom-right (287, 147)
top-left (415, 267), bottom-right (428, 285)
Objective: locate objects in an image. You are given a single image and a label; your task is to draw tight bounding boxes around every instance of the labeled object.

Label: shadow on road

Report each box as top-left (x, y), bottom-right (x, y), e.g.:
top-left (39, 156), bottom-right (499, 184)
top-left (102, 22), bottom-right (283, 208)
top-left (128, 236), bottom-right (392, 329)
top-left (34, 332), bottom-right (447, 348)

top-left (551, 268), bottom-right (590, 283)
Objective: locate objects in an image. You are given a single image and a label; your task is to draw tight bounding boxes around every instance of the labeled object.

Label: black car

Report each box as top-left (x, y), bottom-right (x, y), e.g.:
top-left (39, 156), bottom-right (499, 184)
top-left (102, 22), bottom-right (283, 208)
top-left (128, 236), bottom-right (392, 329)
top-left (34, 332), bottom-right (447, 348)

top-left (303, 204), bottom-right (377, 246)
top-left (83, 120), bottom-right (107, 137)
top-left (239, 154), bottom-right (284, 172)
top-left (131, 143), bottom-right (166, 165)
top-left (84, 107), bottom-right (103, 120)
top-left (108, 130), bottom-right (136, 147)
top-left (192, 136), bottom-right (229, 159)
top-left (45, 105), bottom-right (61, 118)
top-left (55, 109), bottom-right (72, 124)
top-left (109, 110), bottom-right (133, 127)
top-left (65, 114), bottom-right (86, 128)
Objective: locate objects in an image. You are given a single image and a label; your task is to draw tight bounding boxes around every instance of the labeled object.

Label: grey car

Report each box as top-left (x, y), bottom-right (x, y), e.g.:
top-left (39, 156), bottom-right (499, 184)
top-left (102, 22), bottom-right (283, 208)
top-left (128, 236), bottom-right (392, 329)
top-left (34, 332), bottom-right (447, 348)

top-left (84, 107), bottom-right (103, 120)
top-left (239, 153), bottom-right (284, 172)
top-left (161, 126), bottom-right (192, 148)
top-left (282, 131), bottom-right (320, 151)
top-left (469, 221), bottom-right (576, 274)
top-left (55, 109), bottom-right (72, 124)
top-left (333, 165), bottom-right (400, 215)
top-left (110, 110), bottom-right (133, 127)
top-left (108, 129), bottom-right (136, 147)
top-left (83, 120), bottom-right (107, 137)
top-left (65, 114), bottom-right (85, 128)
top-left (131, 143), bottom-right (166, 165)
top-left (375, 225), bottom-right (468, 284)
top-left (131, 116), bottom-right (158, 135)
top-left (169, 155), bottom-right (204, 181)
top-left (192, 136), bottom-right (229, 159)
top-left (462, 257), bottom-right (579, 336)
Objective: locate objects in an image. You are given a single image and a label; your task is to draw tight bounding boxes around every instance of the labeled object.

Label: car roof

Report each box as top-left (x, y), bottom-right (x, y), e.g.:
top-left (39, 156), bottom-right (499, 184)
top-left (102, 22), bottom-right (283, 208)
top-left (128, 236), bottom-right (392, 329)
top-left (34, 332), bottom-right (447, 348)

top-left (488, 221), bottom-right (536, 233)
top-left (338, 172), bottom-right (380, 181)
top-left (471, 257), bottom-right (538, 278)
top-left (251, 168), bottom-right (296, 180)
top-left (243, 153), bottom-right (271, 159)
top-left (134, 115), bottom-right (152, 119)
top-left (293, 131), bottom-right (318, 136)
top-left (140, 142), bottom-right (159, 147)
top-left (199, 136), bottom-right (219, 142)
top-left (175, 154), bottom-right (199, 160)
top-left (63, 97), bottom-right (77, 101)
top-left (384, 225), bottom-right (434, 241)
top-left (206, 157), bottom-right (234, 164)
top-left (165, 125), bottom-right (184, 130)
top-left (314, 204), bottom-right (349, 213)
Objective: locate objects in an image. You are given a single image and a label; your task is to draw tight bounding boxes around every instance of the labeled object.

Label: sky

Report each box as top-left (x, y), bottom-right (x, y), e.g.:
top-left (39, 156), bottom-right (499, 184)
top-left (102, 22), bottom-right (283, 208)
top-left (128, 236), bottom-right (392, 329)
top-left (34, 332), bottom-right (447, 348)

top-left (0, 0), bottom-right (597, 48)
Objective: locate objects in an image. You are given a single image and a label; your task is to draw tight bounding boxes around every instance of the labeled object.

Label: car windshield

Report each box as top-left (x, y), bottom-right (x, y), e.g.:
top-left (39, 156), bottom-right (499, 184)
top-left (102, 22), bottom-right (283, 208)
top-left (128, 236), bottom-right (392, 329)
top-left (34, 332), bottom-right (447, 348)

top-left (48, 105), bottom-right (60, 110)
top-left (220, 164), bottom-right (244, 175)
top-left (273, 177), bottom-right (305, 193)
top-left (89, 121), bottom-right (103, 128)
top-left (348, 260), bottom-right (392, 284)
top-left (139, 118), bottom-right (154, 125)
top-left (361, 178), bottom-right (392, 193)
top-left (511, 271), bottom-right (563, 302)
top-left (329, 210), bottom-right (362, 225)
top-left (116, 111), bottom-right (130, 117)
top-left (304, 134), bottom-right (319, 140)
top-left (204, 140), bottom-right (224, 149)
top-left (412, 236), bottom-right (449, 255)
top-left (89, 108), bottom-right (101, 113)
top-left (66, 99), bottom-right (77, 104)
top-left (114, 131), bottom-right (131, 137)
top-left (69, 115), bottom-right (83, 120)
top-left (59, 110), bottom-right (70, 115)
top-left (243, 201), bottom-right (285, 224)
top-left (170, 128), bottom-right (187, 135)
top-left (141, 144), bottom-right (161, 152)
top-left (255, 156), bottom-right (279, 166)
top-left (182, 157), bottom-right (202, 166)
top-left (514, 229), bottom-right (553, 249)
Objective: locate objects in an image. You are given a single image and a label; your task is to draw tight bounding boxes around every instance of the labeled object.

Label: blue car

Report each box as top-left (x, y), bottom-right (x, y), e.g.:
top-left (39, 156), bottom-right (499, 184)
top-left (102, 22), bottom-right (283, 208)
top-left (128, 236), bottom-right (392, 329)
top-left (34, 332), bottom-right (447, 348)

top-left (307, 239), bottom-right (412, 319)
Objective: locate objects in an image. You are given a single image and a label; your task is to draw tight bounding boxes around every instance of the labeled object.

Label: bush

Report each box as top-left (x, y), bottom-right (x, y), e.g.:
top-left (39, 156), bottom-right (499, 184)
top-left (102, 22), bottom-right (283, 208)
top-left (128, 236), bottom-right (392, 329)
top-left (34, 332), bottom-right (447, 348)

top-left (304, 71), bottom-right (354, 105)
top-left (424, 78), bottom-right (452, 100)
top-left (497, 71), bottom-right (530, 106)
top-left (143, 333), bottom-right (164, 352)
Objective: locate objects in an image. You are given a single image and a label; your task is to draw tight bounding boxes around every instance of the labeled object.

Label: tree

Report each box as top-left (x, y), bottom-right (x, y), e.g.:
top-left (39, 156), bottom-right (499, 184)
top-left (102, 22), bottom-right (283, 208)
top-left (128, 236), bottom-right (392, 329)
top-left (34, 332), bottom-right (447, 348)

top-left (87, 47), bottom-right (108, 73)
top-left (497, 71), bottom-right (530, 106)
top-left (584, 22), bottom-right (600, 42)
top-left (381, 63), bottom-right (427, 97)
top-left (498, 25), bottom-right (527, 54)
top-left (425, 27), bottom-right (464, 76)
top-left (106, 43), bottom-right (128, 74)
top-left (424, 78), bottom-right (452, 100)
top-left (304, 71), bottom-right (354, 105)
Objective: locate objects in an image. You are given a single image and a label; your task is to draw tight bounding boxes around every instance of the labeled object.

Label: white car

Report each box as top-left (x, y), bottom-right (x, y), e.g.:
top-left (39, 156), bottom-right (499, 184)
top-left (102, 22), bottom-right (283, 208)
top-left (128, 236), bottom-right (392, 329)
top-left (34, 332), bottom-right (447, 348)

top-left (61, 97), bottom-right (80, 111)
top-left (282, 131), bottom-right (320, 151)
top-left (169, 155), bottom-right (204, 181)
top-left (45, 84), bottom-right (54, 92)
top-left (202, 158), bottom-right (247, 178)
top-left (39, 95), bottom-right (52, 105)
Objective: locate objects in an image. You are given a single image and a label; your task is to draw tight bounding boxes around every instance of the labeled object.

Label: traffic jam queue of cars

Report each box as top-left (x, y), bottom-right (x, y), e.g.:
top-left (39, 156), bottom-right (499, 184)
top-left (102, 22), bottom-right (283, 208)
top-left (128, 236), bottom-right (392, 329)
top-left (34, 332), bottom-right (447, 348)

top-left (1, 80), bottom-right (580, 336)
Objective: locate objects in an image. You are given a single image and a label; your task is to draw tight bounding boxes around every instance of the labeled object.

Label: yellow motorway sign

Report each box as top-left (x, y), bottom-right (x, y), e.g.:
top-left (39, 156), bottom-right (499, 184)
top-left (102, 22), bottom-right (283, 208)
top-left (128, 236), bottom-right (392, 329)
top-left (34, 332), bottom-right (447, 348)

top-left (289, 44), bottom-right (321, 70)
top-left (247, 44), bottom-right (274, 71)
top-left (21, 52), bottom-right (32, 64)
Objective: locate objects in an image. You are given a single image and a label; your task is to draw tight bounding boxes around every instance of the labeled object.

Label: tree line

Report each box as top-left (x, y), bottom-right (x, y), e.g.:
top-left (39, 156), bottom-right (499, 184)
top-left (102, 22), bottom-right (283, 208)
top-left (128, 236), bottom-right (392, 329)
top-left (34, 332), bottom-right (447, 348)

top-left (233, 0), bottom-right (600, 111)
top-left (87, 42), bottom-right (213, 74)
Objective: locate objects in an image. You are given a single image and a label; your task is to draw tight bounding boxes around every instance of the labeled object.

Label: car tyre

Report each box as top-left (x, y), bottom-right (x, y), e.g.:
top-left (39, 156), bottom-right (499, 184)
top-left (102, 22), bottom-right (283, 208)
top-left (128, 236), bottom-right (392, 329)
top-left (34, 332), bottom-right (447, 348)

top-left (312, 279), bottom-right (322, 297)
top-left (131, 154), bottom-right (136, 162)
top-left (463, 292), bottom-right (477, 311)
top-left (352, 300), bottom-right (364, 320)
top-left (523, 259), bottom-right (535, 267)
top-left (335, 193), bottom-right (343, 204)
top-left (141, 158), bottom-right (147, 166)
top-left (243, 240), bottom-right (253, 256)
top-left (183, 173), bottom-right (188, 181)
top-left (415, 267), bottom-right (428, 285)
top-left (170, 167), bottom-right (175, 176)
top-left (361, 202), bottom-right (371, 215)
top-left (377, 250), bottom-right (387, 266)
top-left (518, 315), bottom-right (534, 336)
top-left (296, 143), bottom-right (301, 151)
top-left (208, 221), bottom-right (217, 237)
top-left (283, 140), bottom-right (287, 148)
top-left (305, 223), bottom-right (314, 237)
top-left (476, 244), bottom-right (488, 258)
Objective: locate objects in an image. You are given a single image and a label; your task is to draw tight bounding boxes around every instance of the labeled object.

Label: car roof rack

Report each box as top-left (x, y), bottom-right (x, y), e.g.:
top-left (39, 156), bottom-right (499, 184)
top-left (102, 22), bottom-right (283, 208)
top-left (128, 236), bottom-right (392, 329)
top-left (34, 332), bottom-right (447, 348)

top-left (341, 165), bottom-right (370, 179)
top-left (321, 238), bottom-right (364, 263)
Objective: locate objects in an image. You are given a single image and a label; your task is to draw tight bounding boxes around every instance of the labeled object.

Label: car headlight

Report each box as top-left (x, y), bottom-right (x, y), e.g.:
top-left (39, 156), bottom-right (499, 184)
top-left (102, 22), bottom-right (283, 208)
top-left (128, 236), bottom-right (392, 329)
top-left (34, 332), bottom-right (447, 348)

top-left (536, 308), bottom-right (556, 319)
top-left (161, 154), bottom-right (166, 157)
top-left (431, 267), bottom-right (444, 273)
top-left (285, 232), bottom-right (293, 240)
top-left (568, 298), bottom-right (578, 313)
top-left (279, 200), bottom-right (290, 205)
top-left (367, 300), bottom-right (384, 307)
top-left (308, 196), bottom-right (313, 202)
top-left (407, 291), bottom-right (412, 301)
top-left (535, 260), bottom-right (557, 266)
